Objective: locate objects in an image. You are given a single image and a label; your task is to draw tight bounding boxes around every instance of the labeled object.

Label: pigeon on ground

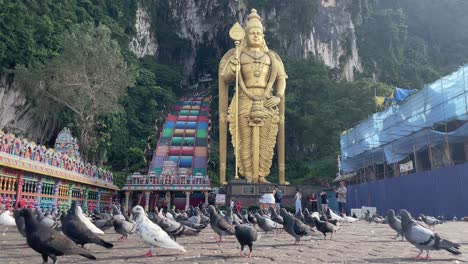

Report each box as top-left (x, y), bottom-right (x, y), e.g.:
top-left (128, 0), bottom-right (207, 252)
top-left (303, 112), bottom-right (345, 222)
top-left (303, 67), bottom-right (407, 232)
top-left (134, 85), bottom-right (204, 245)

top-left (400, 209), bottom-right (461, 259)
top-left (13, 210), bottom-right (26, 237)
top-left (303, 208), bottom-right (316, 228)
top-left (207, 205), bottom-right (235, 242)
top-left (93, 218), bottom-right (114, 231)
top-left (342, 214), bottom-right (359, 223)
top-left (74, 204), bottom-right (104, 234)
top-left (112, 205), bottom-right (126, 221)
top-left (131, 206), bottom-right (186, 257)
top-left (0, 210), bottom-right (16, 226)
top-left (269, 207), bottom-right (284, 225)
top-left (420, 214), bottom-right (442, 230)
top-left (61, 205), bottom-right (114, 249)
top-left (153, 209), bottom-right (200, 241)
top-left (254, 213), bottom-right (283, 235)
top-left (113, 219), bottom-right (136, 241)
top-left (387, 209), bottom-right (404, 240)
top-left (329, 209), bottom-right (343, 221)
top-left (20, 209), bottom-right (96, 264)
top-left (235, 224), bottom-right (258, 258)
top-left (313, 217), bottom-right (337, 239)
top-left (280, 208), bottom-right (313, 244)
top-left (240, 209), bottom-right (252, 225)
top-left (36, 209), bottom-right (61, 230)
top-left (295, 210), bottom-right (305, 223)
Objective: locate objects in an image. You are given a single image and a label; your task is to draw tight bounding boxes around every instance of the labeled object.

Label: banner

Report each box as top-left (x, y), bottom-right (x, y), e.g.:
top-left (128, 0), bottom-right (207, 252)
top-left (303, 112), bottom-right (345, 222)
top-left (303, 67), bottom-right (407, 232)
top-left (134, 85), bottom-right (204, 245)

top-left (399, 160), bottom-right (414, 173)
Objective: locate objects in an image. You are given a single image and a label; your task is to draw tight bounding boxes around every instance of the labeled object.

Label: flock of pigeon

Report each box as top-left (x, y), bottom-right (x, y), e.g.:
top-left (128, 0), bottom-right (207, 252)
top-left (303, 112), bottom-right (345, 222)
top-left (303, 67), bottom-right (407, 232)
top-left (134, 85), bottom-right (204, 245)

top-left (0, 202), bottom-right (463, 263)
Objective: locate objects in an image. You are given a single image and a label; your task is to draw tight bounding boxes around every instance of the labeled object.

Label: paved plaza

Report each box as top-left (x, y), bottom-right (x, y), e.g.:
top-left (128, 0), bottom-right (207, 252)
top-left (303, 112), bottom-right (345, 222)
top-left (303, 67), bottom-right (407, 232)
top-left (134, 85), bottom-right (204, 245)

top-left (1, 221), bottom-right (467, 263)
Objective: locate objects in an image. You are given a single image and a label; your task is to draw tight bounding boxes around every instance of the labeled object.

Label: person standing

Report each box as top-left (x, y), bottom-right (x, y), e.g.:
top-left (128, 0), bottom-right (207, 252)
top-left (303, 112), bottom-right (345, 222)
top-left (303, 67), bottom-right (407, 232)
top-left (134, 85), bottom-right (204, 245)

top-left (320, 191), bottom-right (328, 214)
top-left (230, 198), bottom-right (235, 211)
top-left (309, 193), bottom-right (318, 212)
top-left (236, 201), bottom-right (241, 214)
top-left (295, 188), bottom-right (302, 214)
top-left (273, 185), bottom-right (283, 211)
top-left (335, 181), bottom-right (347, 215)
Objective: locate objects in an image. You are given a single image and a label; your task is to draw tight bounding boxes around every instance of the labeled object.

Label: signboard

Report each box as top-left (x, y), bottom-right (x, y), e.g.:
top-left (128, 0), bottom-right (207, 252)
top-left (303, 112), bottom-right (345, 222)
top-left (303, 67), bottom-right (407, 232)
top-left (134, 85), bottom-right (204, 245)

top-left (399, 160), bottom-right (414, 173)
top-left (215, 194), bottom-right (226, 205)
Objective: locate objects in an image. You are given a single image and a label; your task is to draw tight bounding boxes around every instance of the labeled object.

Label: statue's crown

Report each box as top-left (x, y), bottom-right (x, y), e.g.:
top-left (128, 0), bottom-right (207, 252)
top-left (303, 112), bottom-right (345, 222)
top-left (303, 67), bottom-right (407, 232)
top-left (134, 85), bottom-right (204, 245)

top-left (246, 9), bottom-right (263, 32)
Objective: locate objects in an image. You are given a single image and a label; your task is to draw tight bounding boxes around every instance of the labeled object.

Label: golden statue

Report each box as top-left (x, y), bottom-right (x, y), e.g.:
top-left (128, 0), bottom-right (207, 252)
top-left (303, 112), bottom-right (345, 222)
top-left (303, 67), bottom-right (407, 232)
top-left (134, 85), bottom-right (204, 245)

top-left (219, 9), bottom-right (287, 184)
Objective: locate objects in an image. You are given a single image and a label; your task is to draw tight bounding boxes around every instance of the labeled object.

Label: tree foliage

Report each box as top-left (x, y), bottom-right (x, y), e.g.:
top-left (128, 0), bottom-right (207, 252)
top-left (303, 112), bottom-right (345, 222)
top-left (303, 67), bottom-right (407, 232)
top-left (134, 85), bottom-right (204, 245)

top-left (17, 23), bottom-right (135, 158)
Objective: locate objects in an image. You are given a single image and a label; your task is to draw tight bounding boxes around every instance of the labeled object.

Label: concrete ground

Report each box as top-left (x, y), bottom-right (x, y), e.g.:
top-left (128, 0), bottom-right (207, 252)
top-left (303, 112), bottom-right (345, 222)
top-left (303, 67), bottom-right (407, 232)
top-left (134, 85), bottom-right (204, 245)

top-left (1, 221), bottom-right (467, 263)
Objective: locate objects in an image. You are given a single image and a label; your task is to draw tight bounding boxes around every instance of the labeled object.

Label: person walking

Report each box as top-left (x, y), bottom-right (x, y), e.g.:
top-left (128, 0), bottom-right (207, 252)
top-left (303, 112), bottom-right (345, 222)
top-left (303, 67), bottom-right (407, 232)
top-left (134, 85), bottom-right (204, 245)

top-left (320, 191), bottom-right (328, 214)
top-left (230, 198), bottom-right (235, 211)
top-left (273, 185), bottom-right (283, 211)
top-left (335, 181), bottom-right (347, 215)
top-left (295, 188), bottom-right (302, 214)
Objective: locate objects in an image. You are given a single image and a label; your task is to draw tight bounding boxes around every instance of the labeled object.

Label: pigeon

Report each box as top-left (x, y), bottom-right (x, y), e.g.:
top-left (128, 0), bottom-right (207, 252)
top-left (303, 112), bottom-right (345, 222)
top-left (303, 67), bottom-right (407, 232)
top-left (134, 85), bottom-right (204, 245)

top-left (20, 209), bottom-right (96, 264)
top-left (36, 209), bottom-right (61, 230)
top-left (342, 214), bottom-right (359, 223)
top-left (113, 219), bottom-right (136, 241)
top-left (280, 208), bottom-right (313, 244)
top-left (235, 224), bottom-right (258, 258)
top-left (112, 205), bottom-right (126, 221)
top-left (0, 210), bottom-right (16, 226)
top-left (303, 208), bottom-right (316, 228)
top-left (269, 207), bottom-right (284, 225)
top-left (153, 209), bottom-right (200, 241)
top-left (93, 218), bottom-right (114, 231)
top-left (240, 209), bottom-right (252, 225)
top-left (420, 214), bottom-right (442, 229)
top-left (400, 209), bottom-right (461, 259)
top-left (13, 210), bottom-right (26, 237)
top-left (295, 210), bottom-right (305, 222)
top-left (387, 209), bottom-right (403, 240)
top-left (254, 213), bottom-right (283, 235)
top-left (131, 205), bottom-right (186, 257)
top-left (329, 209), bottom-right (343, 221)
top-left (207, 205), bottom-right (235, 242)
top-left (313, 217), bottom-right (337, 239)
top-left (61, 205), bottom-right (114, 249)
top-left (75, 204), bottom-right (104, 234)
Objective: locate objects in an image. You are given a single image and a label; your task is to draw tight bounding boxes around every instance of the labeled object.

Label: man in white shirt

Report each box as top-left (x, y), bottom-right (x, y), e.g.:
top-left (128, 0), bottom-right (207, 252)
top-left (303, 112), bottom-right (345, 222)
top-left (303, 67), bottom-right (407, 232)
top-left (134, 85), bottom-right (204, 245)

top-left (335, 181), bottom-right (347, 215)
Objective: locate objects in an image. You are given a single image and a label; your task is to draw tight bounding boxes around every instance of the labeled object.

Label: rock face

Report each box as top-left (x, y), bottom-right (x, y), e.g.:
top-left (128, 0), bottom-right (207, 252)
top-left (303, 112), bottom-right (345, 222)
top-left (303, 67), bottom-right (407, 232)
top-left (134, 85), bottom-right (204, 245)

top-left (129, 2), bottom-right (158, 58)
top-left (130, 0), bottom-right (362, 80)
top-left (0, 73), bottom-right (58, 142)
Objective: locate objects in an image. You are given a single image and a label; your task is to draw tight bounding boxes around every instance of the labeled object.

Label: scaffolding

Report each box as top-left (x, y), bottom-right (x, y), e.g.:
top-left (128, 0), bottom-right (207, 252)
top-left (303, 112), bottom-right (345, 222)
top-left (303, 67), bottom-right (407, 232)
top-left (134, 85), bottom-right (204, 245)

top-left (339, 65), bottom-right (468, 183)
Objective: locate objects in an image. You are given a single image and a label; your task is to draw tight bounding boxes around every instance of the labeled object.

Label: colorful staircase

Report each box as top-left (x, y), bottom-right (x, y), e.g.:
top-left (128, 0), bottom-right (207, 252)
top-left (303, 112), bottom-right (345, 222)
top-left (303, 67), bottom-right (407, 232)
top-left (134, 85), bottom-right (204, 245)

top-left (149, 90), bottom-right (211, 185)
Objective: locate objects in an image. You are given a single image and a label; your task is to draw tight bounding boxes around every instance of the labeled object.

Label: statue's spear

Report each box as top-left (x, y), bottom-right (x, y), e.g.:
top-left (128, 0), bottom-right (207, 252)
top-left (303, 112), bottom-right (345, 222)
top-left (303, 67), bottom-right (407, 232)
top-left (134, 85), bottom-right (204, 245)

top-left (229, 23), bottom-right (245, 180)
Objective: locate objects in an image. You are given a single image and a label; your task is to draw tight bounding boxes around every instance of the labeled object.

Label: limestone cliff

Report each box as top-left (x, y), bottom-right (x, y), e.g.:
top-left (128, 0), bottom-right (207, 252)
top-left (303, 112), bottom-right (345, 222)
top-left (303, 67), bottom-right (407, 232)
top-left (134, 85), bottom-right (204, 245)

top-left (131, 0), bottom-right (362, 80)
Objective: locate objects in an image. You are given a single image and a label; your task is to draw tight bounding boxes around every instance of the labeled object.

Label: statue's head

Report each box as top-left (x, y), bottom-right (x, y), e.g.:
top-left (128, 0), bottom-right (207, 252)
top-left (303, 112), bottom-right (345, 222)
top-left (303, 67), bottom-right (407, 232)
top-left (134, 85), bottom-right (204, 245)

top-left (245, 9), bottom-right (265, 49)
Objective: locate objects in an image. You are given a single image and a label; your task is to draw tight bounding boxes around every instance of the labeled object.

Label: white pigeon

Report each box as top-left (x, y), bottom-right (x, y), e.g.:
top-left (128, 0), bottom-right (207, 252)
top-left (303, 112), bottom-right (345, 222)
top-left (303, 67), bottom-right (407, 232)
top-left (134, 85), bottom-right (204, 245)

top-left (76, 205), bottom-right (104, 234)
top-left (330, 210), bottom-right (344, 221)
top-left (342, 215), bottom-right (359, 223)
top-left (311, 212), bottom-right (320, 220)
top-left (0, 211), bottom-right (16, 226)
top-left (165, 212), bottom-right (174, 221)
top-left (131, 205), bottom-right (186, 257)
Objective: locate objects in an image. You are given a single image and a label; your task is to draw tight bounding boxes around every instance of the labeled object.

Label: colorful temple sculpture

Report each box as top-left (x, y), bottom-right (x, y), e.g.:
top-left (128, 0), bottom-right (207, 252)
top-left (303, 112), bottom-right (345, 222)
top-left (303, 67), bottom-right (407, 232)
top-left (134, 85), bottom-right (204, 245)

top-left (123, 75), bottom-right (213, 211)
top-left (0, 128), bottom-right (119, 213)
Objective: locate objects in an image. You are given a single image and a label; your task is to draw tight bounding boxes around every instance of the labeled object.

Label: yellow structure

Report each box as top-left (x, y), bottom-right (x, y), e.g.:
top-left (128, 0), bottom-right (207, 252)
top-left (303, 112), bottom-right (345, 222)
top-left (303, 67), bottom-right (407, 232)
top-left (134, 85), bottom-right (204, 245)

top-left (219, 9), bottom-right (287, 185)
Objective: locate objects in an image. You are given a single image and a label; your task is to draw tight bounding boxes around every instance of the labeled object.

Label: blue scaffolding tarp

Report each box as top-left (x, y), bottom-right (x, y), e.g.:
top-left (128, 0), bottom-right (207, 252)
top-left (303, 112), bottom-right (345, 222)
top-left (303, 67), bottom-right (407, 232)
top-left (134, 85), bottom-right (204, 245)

top-left (341, 65), bottom-right (468, 172)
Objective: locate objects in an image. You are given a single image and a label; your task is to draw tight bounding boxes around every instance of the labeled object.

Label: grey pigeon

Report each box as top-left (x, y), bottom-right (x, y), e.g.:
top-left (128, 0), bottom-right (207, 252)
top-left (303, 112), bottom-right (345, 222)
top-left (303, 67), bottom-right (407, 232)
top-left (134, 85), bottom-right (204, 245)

top-left (254, 213), bottom-right (283, 235)
top-left (207, 205), bottom-right (235, 242)
top-left (269, 207), bottom-right (284, 225)
top-left (20, 209), bottom-right (96, 264)
top-left (235, 224), bottom-right (258, 258)
top-left (153, 209), bottom-right (200, 241)
top-left (387, 209), bottom-right (403, 240)
top-left (61, 202), bottom-right (114, 248)
top-left (112, 204), bottom-right (126, 221)
top-left (295, 210), bottom-right (305, 223)
top-left (280, 208), bottom-right (313, 244)
top-left (37, 209), bottom-right (61, 230)
top-left (303, 208), bottom-right (316, 228)
top-left (313, 217), bottom-right (336, 239)
top-left (400, 209), bottom-right (461, 259)
top-left (113, 219), bottom-right (136, 241)
top-left (420, 214), bottom-right (442, 229)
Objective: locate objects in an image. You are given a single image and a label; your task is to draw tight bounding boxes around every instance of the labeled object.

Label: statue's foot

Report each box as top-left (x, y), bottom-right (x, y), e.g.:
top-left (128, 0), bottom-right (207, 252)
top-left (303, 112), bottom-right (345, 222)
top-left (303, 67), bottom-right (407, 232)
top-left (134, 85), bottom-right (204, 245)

top-left (258, 177), bottom-right (270, 183)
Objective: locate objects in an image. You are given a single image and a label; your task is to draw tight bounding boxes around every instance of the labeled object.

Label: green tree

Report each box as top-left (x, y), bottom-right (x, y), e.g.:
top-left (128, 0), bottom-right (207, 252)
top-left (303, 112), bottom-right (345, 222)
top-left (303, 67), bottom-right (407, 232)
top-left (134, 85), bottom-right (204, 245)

top-left (17, 23), bottom-right (135, 158)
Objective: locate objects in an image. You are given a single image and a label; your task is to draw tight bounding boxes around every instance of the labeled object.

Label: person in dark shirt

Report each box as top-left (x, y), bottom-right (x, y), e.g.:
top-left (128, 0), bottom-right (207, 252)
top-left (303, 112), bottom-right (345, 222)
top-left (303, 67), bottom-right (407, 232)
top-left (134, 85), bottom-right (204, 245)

top-left (273, 185), bottom-right (283, 211)
top-left (320, 191), bottom-right (328, 214)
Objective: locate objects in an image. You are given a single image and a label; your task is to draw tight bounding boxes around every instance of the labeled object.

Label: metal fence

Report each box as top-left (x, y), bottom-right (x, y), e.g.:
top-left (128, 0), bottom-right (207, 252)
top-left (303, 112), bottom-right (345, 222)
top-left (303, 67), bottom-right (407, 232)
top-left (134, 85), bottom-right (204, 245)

top-left (347, 162), bottom-right (468, 219)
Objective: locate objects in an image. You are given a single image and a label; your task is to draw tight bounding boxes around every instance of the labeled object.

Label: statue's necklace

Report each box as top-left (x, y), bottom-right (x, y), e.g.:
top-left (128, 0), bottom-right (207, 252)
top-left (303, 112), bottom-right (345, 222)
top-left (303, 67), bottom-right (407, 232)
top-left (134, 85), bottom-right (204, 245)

top-left (244, 51), bottom-right (266, 79)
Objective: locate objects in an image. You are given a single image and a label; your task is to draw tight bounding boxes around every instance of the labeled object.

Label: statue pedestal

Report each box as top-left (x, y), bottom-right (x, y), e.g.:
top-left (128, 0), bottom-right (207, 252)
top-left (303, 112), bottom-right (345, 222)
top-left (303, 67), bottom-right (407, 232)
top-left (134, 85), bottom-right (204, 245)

top-left (225, 178), bottom-right (299, 207)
